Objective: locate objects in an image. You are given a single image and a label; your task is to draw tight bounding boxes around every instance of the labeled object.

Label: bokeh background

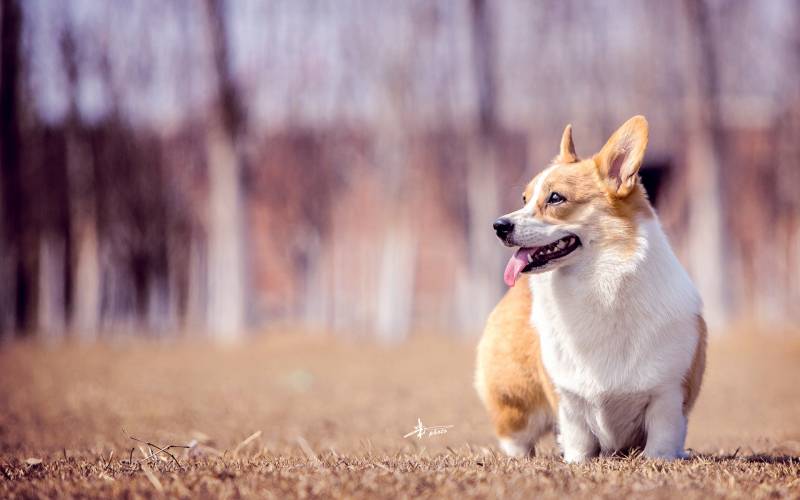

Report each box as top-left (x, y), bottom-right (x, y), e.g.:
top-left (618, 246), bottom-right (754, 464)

top-left (1, 0), bottom-right (799, 342)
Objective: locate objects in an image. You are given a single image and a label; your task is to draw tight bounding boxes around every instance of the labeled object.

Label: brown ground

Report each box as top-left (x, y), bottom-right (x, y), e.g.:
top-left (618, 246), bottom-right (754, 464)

top-left (1, 329), bottom-right (799, 498)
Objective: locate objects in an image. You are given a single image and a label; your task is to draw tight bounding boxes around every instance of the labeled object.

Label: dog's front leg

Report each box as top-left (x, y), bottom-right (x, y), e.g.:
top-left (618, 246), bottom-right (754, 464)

top-left (557, 397), bottom-right (599, 463)
top-left (643, 387), bottom-right (687, 460)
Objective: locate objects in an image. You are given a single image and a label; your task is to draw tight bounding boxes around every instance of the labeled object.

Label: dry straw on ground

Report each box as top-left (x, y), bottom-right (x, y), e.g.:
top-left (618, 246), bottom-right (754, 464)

top-left (1, 330), bottom-right (799, 498)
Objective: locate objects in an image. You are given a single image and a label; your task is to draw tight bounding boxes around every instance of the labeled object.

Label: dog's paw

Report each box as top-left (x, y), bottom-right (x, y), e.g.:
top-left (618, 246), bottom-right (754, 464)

top-left (498, 438), bottom-right (533, 458)
top-left (562, 450), bottom-right (592, 464)
top-left (642, 447), bottom-right (685, 461)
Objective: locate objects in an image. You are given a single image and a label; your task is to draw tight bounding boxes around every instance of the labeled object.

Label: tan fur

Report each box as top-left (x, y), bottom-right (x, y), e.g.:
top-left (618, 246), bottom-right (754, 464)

top-left (475, 275), bottom-right (557, 438)
top-left (683, 315), bottom-right (707, 414)
top-left (523, 155), bottom-right (654, 256)
top-left (477, 116), bottom-right (706, 450)
top-left (557, 124), bottom-right (578, 163)
top-left (595, 115), bottom-right (649, 197)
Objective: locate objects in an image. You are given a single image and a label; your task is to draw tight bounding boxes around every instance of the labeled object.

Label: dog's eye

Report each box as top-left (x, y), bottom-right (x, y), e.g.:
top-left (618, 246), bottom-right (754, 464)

top-left (547, 192), bottom-right (566, 205)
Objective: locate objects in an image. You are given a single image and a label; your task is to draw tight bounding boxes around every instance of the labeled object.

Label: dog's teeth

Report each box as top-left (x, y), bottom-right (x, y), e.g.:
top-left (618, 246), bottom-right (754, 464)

top-left (527, 253), bottom-right (533, 263)
top-left (557, 241), bottom-right (566, 249)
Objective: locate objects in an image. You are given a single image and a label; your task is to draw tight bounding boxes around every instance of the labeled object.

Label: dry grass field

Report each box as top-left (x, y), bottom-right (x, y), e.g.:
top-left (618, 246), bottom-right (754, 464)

top-left (1, 329), bottom-right (799, 498)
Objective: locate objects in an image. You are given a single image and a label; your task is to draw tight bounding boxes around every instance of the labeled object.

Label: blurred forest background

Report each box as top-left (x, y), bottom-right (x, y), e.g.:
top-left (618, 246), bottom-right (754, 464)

top-left (0, 0), bottom-right (798, 342)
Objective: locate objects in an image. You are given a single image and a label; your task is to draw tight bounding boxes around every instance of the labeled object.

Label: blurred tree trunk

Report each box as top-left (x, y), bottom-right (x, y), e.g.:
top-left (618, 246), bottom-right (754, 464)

top-left (184, 230), bottom-right (207, 332)
top-left (461, 0), bottom-right (503, 332)
top-left (0, 0), bottom-right (35, 337)
top-left (366, 58), bottom-right (418, 341)
top-left (67, 140), bottom-right (100, 340)
top-left (36, 129), bottom-right (69, 338)
top-left (203, 0), bottom-right (246, 340)
top-left (774, 2), bottom-right (800, 324)
top-left (35, 124), bottom-right (71, 339)
top-left (681, 0), bottom-right (728, 329)
top-left (60, 25), bottom-right (101, 340)
top-left (375, 220), bottom-right (416, 341)
top-left (373, 126), bottom-right (416, 342)
top-left (301, 232), bottom-right (325, 328)
top-left (37, 233), bottom-right (66, 338)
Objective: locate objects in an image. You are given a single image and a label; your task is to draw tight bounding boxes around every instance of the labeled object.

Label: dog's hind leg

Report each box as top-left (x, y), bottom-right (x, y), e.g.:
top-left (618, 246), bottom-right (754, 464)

top-left (475, 276), bottom-right (558, 457)
top-left (496, 407), bottom-right (553, 457)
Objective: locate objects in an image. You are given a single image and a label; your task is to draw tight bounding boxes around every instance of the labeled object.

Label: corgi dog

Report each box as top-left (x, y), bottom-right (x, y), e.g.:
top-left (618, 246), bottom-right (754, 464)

top-left (475, 116), bottom-right (706, 462)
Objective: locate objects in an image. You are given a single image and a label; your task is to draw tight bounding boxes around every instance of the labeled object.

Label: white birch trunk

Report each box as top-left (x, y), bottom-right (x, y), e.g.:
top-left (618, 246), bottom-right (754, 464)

top-left (681, 0), bottom-right (728, 330)
top-left (71, 219), bottom-right (100, 339)
top-left (205, 123), bottom-right (245, 340)
top-left (65, 127), bottom-right (101, 340)
top-left (462, 0), bottom-right (504, 334)
top-left (185, 232), bottom-right (207, 333)
top-left (302, 233), bottom-right (330, 330)
top-left (684, 134), bottom-right (727, 329)
top-left (37, 233), bottom-right (65, 339)
top-left (461, 144), bottom-right (503, 332)
top-left (375, 221), bottom-right (417, 343)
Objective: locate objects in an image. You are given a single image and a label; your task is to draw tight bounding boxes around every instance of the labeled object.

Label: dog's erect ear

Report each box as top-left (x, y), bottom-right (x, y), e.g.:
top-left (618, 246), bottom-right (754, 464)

top-left (557, 124), bottom-right (578, 163)
top-left (595, 115), bottom-right (649, 197)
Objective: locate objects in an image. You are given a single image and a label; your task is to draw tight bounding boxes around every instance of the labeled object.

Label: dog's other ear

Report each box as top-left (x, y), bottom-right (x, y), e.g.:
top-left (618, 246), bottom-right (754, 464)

top-left (595, 115), bottom-right (649, 197)
top-left (557, 124), bottom-right (578, 163)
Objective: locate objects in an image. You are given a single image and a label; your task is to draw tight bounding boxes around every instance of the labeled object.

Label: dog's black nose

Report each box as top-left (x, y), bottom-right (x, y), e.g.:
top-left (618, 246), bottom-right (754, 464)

top-left (493, 218), bottom-right (514, 239)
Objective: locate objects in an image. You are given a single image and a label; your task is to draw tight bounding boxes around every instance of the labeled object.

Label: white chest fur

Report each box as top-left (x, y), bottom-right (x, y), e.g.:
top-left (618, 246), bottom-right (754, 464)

top-left (530, 218), bottom-right (701, 451)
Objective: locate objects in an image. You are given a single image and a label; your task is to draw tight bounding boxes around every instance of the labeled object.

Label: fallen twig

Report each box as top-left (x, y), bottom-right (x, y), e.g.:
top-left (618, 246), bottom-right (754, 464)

top-left (122, 428), bottom-right (189, 469)
top-left (141, 464), bottom-right (164, 492)
top-left (297, 436), bottom-right (322, 467)
top-left (233, 430), bottom-right (262, 457)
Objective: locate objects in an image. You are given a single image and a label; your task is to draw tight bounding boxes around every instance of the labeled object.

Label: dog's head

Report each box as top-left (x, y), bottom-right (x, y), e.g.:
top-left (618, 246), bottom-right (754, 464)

top-left (495, 115), bottom-right (654, 286)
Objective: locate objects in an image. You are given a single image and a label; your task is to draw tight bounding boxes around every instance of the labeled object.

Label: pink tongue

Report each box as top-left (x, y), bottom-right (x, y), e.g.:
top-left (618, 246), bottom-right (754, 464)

top-left (504, 248), bottom-right (536, 287)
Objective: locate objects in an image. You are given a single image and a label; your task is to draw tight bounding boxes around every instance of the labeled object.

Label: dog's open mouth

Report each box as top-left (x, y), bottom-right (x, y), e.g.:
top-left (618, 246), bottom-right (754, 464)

top-left (503, 235), bottom-right (581, 286)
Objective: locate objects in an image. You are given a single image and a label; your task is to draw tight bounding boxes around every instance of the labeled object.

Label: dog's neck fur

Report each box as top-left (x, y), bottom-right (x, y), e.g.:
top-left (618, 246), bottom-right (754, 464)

top-left (531, 215), bottom-right (699, 321)
top-left (528, 215), bottom-right (701, 395)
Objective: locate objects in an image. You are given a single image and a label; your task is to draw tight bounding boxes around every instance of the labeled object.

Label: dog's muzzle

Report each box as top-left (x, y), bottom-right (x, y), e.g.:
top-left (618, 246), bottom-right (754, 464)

top-left (493, 218), bottom-right (514, 241)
